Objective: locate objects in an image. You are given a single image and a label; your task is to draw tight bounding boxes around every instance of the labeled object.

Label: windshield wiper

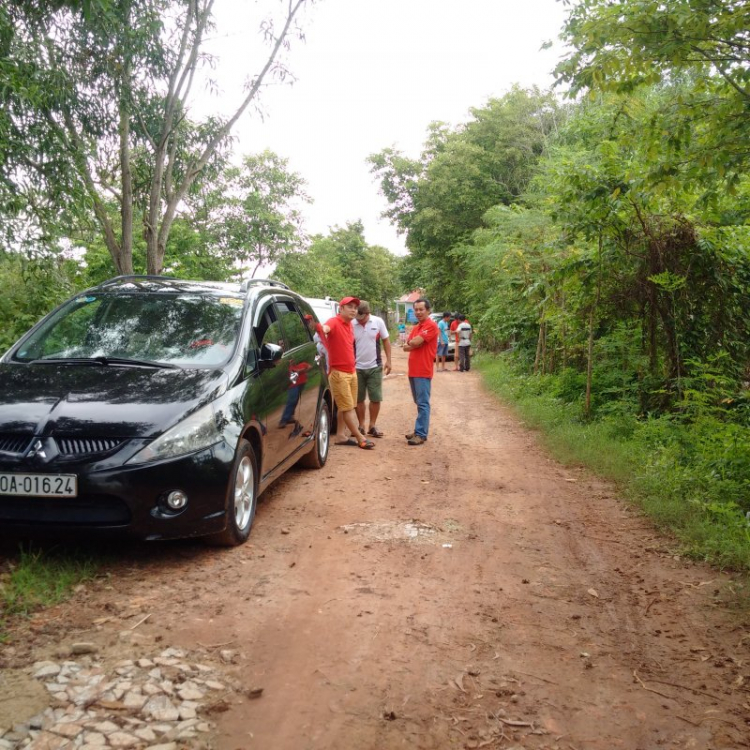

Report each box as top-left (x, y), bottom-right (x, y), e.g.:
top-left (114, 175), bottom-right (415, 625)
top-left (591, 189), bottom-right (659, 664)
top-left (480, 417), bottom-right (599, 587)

top-left (29, 356), bottom-right (180, 370)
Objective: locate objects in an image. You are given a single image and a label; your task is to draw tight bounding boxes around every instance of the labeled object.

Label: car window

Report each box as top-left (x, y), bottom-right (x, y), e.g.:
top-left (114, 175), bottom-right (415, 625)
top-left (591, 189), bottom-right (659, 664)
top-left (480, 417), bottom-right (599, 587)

top-left (14, 293), bottom-right (244, 367)
top-left (275, 301), bottom-right (311, 350)
top-left (256, 305), bottom-right (285, 352)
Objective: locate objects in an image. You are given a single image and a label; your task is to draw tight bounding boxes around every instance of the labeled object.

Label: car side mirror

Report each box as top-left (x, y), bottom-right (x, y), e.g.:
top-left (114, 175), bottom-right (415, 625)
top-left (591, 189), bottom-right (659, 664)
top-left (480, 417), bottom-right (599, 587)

top-left (258, 342), bottom-right (283, 369)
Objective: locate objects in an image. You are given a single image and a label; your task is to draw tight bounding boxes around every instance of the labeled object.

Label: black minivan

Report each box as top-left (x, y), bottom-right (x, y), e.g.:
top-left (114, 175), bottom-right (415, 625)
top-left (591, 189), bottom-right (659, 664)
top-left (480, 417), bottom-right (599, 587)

top-left (0, 276), bottom-right (332, 545)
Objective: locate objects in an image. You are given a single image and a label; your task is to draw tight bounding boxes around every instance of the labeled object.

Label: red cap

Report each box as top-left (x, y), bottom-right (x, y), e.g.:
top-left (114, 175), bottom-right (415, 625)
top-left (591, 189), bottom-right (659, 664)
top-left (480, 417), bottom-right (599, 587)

top-left (339, 296), bottom-right (361, 307)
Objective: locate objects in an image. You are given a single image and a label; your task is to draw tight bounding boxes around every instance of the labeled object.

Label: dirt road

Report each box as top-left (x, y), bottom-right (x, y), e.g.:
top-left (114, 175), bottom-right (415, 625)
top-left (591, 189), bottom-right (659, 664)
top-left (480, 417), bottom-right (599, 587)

top-left (2, 347), bottom-right (749, 749)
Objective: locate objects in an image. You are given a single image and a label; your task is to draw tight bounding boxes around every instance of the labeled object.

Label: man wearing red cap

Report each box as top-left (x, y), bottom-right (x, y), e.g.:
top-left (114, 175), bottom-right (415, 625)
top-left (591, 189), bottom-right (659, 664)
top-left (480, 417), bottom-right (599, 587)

top-left (320, 296), bottom-right (375, 450)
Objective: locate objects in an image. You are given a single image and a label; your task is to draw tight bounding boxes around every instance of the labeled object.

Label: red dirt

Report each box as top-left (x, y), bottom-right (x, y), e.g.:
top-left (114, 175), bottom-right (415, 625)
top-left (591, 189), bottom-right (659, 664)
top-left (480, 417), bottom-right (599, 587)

top-left (2, 347), bottom-right (749, 749)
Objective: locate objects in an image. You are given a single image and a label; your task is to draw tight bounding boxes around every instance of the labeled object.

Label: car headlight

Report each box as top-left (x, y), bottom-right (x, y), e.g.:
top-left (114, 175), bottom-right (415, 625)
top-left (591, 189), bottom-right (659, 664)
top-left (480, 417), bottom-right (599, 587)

top-left (128, 403), bottom-right (222, 465)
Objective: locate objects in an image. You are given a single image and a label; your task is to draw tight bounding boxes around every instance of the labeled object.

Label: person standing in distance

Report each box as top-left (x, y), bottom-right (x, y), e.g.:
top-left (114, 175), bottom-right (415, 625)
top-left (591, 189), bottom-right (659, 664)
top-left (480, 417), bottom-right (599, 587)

top-left (353, 300), bottom-right (392, 438)
top-left (322, 296), bottom-right (375, 450)
top-left (403, 298), bottom-right (439, 446)
top-left (436, 311), bottom-right (451, 372)
top-left (456, 314), bottom-right (473, 371)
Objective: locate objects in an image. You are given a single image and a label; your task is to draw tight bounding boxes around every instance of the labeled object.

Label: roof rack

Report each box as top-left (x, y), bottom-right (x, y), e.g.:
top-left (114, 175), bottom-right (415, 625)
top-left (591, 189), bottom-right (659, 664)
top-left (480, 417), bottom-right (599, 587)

top-left (98, 274), bottom-right (178, 286)
top-left (240, 278), bottom-right (291, 292)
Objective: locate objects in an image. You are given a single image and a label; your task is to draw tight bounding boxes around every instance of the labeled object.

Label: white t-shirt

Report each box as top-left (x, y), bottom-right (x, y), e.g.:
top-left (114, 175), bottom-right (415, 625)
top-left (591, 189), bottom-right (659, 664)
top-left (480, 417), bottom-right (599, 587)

top-left (352, 314), bottom-right (389, 369)
top-left (457, 321), bottom-right (472, 346)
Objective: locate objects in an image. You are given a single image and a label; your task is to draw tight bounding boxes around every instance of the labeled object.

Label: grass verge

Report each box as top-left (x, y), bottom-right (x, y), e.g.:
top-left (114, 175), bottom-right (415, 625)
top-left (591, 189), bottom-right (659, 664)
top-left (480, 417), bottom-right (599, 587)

top-left (0, 544), bottom-right (102, 640)
top-left (475, 353), bottom-right (750, 575)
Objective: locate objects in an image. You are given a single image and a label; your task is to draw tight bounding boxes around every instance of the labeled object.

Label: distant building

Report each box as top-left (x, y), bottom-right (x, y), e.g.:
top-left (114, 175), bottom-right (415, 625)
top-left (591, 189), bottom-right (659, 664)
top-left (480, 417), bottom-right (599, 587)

top-left (395, 290), bottom-right (424, 324)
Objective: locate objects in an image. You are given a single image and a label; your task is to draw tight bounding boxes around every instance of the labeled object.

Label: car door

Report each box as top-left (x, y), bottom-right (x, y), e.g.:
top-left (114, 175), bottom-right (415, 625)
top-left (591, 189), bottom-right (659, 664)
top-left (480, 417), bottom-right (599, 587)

top-left (251, 301), bottom-right (298, 477)
top-left (273, 297), bottom-right (321, 451)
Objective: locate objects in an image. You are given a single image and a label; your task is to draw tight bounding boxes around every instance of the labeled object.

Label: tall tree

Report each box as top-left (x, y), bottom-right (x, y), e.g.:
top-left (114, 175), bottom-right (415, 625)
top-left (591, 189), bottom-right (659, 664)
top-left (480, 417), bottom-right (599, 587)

top-left (369, 87), bottom-right (564, 309)
top-left (555, 0), bottom-right (750, 190)
top-left (1, 0), bottom-right (313, 273)
top-left (190, 150), bottom-right (309, 280)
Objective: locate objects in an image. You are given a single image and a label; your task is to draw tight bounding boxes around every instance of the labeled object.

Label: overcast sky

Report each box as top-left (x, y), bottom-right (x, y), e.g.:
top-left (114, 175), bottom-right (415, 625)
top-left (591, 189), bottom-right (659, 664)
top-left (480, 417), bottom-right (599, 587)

top-left (200, 0), bottom-right (570, 255)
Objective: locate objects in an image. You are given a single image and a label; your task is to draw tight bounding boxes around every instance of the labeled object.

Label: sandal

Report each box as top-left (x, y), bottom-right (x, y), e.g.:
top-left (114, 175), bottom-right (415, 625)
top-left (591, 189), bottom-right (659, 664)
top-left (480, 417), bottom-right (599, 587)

top-left (358, 439), bottom-right (375, 450)
top-left (334, 438), bottom-right (359, 447)
top-left (367, 426), bottom-right (384, 438)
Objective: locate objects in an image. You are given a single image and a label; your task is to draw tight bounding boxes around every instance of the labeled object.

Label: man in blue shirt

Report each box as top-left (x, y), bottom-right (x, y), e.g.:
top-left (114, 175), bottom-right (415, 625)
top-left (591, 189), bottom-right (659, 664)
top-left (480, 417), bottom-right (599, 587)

top-left (436, 312), bottom-right (451, 372)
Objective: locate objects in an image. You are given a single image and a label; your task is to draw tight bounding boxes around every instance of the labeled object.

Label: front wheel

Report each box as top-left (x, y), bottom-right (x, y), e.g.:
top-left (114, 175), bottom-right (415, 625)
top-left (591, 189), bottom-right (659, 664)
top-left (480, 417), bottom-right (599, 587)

top-left (208, 439), bottom-right (257, 546)
top-left (298, 401), bottom-right (330, 469)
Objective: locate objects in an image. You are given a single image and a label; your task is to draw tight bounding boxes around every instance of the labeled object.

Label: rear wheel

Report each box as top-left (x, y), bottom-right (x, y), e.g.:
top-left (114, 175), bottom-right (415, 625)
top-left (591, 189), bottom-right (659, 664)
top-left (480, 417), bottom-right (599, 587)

top-left (208, 439), bottom-right (257, 546)
top-left (299, 401), bottom-right (330, 469)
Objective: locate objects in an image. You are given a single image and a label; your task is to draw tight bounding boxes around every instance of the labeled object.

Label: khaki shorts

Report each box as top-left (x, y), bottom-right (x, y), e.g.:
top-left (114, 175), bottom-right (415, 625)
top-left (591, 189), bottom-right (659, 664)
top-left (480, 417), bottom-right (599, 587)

top-left (357, 366), bottom-right (383, 403)
top-left (329, 369), bottom-right (358, 412)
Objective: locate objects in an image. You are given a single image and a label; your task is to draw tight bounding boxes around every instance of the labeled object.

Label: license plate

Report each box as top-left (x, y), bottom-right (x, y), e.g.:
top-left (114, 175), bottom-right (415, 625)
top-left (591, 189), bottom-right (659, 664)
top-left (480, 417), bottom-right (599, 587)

top-left (0, 473), bottom-right (78, 497)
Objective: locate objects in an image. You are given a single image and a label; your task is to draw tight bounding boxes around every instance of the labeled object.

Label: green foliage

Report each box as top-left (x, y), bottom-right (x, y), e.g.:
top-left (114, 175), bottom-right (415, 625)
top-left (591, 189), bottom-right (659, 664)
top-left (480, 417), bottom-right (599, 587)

top-left (369, 87), bottom-right (565, 309)
top-left (185, 151), bottom-right (310, 280)
top-left (0, 545), bottom-right (101, 637)
top-left (0, 251), bottom-right (83, 352)
top-left (274, 221), bottom-right (402, 314)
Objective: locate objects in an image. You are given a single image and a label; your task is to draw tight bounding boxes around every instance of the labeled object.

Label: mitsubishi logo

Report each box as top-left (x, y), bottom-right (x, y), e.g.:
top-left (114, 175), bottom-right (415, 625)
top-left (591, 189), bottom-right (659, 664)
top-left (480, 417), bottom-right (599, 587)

top-left (28, 439), bottom-right (47, 459)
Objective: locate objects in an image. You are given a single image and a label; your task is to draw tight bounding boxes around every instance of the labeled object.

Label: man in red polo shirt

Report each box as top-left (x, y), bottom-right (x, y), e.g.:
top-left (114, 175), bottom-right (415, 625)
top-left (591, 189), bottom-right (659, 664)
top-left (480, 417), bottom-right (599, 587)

top-left (403, 297), bottom-right (439, 445)
top-left (322, 296), bottom-right (375, 450)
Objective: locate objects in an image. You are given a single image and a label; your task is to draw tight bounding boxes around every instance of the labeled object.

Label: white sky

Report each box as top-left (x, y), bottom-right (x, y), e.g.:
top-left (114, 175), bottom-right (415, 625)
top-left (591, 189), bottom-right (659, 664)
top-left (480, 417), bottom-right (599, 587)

top-left (200, 0), bottom-right (570, 255)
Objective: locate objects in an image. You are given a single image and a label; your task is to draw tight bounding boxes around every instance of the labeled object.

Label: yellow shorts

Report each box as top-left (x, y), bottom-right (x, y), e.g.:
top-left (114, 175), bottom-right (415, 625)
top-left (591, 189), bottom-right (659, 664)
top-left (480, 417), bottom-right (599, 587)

top-left (329, 369), bottom-right (357, 412)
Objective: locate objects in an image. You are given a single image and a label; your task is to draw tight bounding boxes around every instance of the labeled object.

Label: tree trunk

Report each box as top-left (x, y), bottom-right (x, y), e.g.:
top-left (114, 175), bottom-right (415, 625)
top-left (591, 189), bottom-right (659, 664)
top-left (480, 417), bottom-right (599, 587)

top-left (585, 233), bottom-right (603, 420)
top-left (118, 0), bottom-right (134, 276)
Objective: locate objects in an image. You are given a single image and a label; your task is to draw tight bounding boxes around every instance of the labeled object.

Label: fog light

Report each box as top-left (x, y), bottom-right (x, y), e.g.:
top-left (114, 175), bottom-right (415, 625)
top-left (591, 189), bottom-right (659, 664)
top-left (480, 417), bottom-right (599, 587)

top-left (166, 490), bottom-right (188, 510)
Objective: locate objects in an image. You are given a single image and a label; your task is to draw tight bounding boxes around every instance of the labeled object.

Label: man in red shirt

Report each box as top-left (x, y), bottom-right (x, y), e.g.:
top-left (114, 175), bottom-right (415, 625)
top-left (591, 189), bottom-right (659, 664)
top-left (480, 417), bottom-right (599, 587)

top-left (403, 297), bottom-right (439, 445)
top-left (322, 296), bottom-right (375, 450)
top-left (449, 313), bottom-right (461, 371)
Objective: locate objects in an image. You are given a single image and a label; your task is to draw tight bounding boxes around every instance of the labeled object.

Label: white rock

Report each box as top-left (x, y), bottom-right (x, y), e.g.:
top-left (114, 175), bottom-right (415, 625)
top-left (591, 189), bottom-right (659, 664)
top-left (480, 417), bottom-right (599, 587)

top-left (108, 732), bottom-right (138, 748)
top-left (149, 723), bottom-right (173, 736)
top-left (159, 680), bottom-right (174, 695)
top-left (153, 657), bottom-right (178, 667)
top-left (33, 662), bottom-right (62, 679)
top-left (196, 722), bottom-right (211, 733)
top-left (177, 686), bottom-right (204, 701)
top-left (49, 722), bottom-right (83, 738)
top-left (144, 744), bottom-right (177, 750)
top-left (24, 730), bottom-right (70, 749)
top-left (142, 683), bottom-right (163, 696)
top-left (159, 648), bottom-right (186, 659)
top-left (204, 680), bottom-right (224, 691)
top-left (177, 706), bottom-right (196, 721)
top-left (137, 659), bottom-right (155, 668)
top-left (147, 668), bottom-right (162, 680)
top-left (219, 650), bottom-right (235, 663)
top-left (134, 727), bottom-right (157, 742)
top-left (194, 664), bottom-right (212, 673)
top-left (72, 685), bottom-right (103, 707)
top-left (122, 693), bottom-right (146, 710)
top-left (141, 696), bottom-right (179, 722)
top-left (88, 721), bottom-right (119, 734)
top-left (81, 732), bottom-right (106, 746)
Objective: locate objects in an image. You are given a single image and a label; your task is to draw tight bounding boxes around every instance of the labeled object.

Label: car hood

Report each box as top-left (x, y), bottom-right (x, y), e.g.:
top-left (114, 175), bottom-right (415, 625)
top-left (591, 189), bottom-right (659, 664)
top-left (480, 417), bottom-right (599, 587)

top-left (0, 364), bottom-right (228, 439)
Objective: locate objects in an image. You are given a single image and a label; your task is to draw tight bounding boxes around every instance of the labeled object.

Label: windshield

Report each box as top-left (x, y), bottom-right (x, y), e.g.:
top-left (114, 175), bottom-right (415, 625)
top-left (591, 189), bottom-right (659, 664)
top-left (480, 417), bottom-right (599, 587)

top-left (13, 292), bottom-right (245, 367)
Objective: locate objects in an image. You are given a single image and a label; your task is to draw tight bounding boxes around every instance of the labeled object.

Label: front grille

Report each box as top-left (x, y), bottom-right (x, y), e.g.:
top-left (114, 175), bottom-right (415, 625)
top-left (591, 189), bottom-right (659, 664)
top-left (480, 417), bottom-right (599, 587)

top-left (0, 435), bottom-right (31, 454)
top-left (55, 437), bottom-right (124, 456)
top-left (0, 494), bottom-right (132, 526)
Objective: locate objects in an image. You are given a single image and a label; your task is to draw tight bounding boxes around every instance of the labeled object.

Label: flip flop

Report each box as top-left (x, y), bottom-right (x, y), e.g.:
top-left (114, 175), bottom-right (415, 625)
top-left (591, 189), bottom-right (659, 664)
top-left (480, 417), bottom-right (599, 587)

top-left (368, 426), bottom-right (384, 438)
top-left (334, 438), bottom-right (359, 447)
top-left (358, 439), bottom-right (375, 450)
